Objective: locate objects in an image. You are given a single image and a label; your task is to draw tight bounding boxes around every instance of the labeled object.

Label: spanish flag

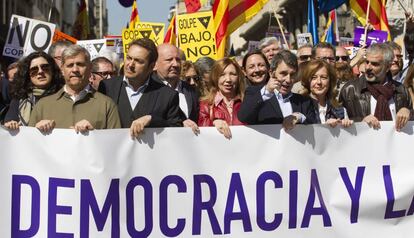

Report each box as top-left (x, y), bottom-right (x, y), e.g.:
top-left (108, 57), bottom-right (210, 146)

top-left (164, 14), bottom-right (176, 45)
top-left (213, 0), bottom-right (268, 58)
top-left (350, 0), bottom-right (391, 40)
top-left (129, 0), bottom-right (140, 29)
top-left (72, 0), bottom-right (90, 40)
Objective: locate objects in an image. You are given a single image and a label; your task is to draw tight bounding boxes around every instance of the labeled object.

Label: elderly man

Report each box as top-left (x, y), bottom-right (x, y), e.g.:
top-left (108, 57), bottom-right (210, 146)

top-left (89, 57), bottom-right (115, 90)
top-left (48, 40), bottom-right (72, 68)
top-left (312, 42), bottom-right (336, 65)
top-left (29, 45), bottom-right (121, 132)
top-left (385, 41), bottom-right (408, 83)
top-left (259, 37), bottom-right (282, 62)
top-left (238, 50), bottom-right (316, 130)
top-left (340, 43), bottom-right (412, 131)
top-left (153, 43), bottom-right (199, 133)
top-left (99, 38), bottom-right (183, 137)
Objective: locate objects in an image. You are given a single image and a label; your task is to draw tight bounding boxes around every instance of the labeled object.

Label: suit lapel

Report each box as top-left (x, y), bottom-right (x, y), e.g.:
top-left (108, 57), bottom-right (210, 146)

top-left (269, 95), bottom-right (284, 117)
top-left (133, 80), bottom-right (159, 117)
top-left (290, 94), bottom-right (302, 113)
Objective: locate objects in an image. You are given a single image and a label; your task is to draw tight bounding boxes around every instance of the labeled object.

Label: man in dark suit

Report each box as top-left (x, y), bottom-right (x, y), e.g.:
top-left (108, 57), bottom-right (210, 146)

top-left (153, 43), bottom-right (200, 134)
top-left (98, 38), bottom-right (182, 137)
top-left (238, 50), bottom-right (317, 130)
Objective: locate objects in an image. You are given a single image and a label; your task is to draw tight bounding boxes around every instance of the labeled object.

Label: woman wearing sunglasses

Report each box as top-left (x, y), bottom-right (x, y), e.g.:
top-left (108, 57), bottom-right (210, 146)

top-left (3, 51), bottom-right (64, 129)
top-left (299, 59), bottom-right (353, 127)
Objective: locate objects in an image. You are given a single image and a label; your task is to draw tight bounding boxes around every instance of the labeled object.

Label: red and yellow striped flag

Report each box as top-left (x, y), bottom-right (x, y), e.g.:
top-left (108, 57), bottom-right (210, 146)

top-left (129, 0), bottom-right (140, 29)
top-left (164, 14), bottom-right (176, 45)
top-left (72, 0), bottom-right (90, 40)
top-left (350, 0), bottom-right (391, 40)
top-left (213, 0), bottom-right (269, 58)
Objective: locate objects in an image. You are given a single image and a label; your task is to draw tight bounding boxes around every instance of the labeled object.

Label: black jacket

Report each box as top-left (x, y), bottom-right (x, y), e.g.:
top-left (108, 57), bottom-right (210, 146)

top-left (98, 75), bottom-right (183, 128)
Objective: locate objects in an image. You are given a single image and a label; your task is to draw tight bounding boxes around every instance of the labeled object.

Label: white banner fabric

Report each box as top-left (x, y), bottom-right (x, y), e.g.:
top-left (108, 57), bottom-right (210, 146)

top-left (1, 122), bottom-right (414, 237)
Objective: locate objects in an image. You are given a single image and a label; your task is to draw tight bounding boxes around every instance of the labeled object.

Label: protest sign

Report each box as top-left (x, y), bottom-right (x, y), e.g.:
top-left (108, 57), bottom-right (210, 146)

top-left (104, 35), bottom-right (124, 63)
top-left (1, 123), bottom-right (414, 237)
top-left (77, 39), bottom-right (107, 59)
top-left (121, 27), bottom-right (153, 58)
top-left (297, 33), bottom-right (313, 48)
top-left (135, 22), bottom-right (165, 45)
top-left (53, 30), bottom-right (77, 44)
top-left (3, 15), bottom-right (56, 59)
top-left (353, 27), bottom-right (388, 47)
top-left (177, 11), bottom-right (217, 61)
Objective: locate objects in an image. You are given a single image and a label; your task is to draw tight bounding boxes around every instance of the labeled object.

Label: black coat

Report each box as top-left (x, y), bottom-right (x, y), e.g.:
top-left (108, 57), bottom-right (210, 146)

top-left (238, 85), bottom-right (317, 125)
top-left (152, 74), bottom-right (199, 122)
top-left (98, 75), bottom-right (183, 128)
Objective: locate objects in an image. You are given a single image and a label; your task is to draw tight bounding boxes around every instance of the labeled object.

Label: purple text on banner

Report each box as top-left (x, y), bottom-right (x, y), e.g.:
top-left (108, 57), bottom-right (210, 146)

top-left (353, 27), bottom-right (388, 47)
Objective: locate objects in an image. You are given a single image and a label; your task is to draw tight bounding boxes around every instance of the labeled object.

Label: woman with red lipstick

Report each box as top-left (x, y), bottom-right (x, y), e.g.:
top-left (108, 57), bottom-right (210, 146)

top-left (300, 59), bottom-right (353, 127)
top-left (3, 51), bottom-right (64, 129)
top-left (198, 57), bottom-right (246, 139)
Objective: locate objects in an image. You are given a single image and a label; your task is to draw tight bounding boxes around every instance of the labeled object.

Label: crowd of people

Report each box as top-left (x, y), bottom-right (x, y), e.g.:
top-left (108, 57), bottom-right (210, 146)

top-left (0, 14), bottom-right (414, 139)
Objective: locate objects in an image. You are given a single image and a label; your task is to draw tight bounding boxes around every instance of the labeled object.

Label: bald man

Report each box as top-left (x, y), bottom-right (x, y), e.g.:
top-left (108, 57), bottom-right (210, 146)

top-left (153, 43), bottom-right (199, 133)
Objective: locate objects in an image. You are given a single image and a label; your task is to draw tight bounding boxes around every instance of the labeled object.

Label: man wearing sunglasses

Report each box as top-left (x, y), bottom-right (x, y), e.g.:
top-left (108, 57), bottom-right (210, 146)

top-left (312, 42), bottom-right (336, 66)
top-left (89, 57), bottom-right (115, 90)
top-left (297, 44), bottom-right (313, 65)
top-left (29, 45), bottom-right (121, 133)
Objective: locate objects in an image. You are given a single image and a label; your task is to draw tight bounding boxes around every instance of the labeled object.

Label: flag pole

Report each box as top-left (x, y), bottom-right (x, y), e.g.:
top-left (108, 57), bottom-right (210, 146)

top-left (271, 3), bottom-right (290, 50)
top-left (395, 0), bottom-right (409, 15)
top-left (363, 0), bottom-right (371, 46)
top-left (48, 0), bottom-right (55, 22)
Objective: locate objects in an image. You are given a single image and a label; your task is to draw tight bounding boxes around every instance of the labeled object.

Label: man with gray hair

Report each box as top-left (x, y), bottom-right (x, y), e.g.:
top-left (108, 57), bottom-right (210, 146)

top-left (29, 45), bottom-right (121, 133)
top-left (258, 37), bottom-right (282, 62)
top-left (340, 43), bottom-right (412, 131)
top-left (48, 40), bottom-right (73, 68)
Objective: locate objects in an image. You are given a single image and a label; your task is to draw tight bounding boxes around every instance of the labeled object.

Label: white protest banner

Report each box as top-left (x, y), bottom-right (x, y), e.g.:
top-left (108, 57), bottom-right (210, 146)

top-left (3, 15), bottom-right (56, 59)
top-left (77, 39), bottom-right (107, 59)
top-left (1, 122), bottom-right (414, 237)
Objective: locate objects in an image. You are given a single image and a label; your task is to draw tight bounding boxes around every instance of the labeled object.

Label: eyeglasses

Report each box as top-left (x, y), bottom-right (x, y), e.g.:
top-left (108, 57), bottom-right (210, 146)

top-left (298, 55), bottom-right (312, 61)
top-left (29, 64), bottom-right (51, 77)
top-left (316, 56), bottom-right (336, 63)
top-left (335, 56), bottom-right (349, 62)
top-left (184, 75), bottom-right (200, 82)
top-left (93, 71), bottom-right (114, 79)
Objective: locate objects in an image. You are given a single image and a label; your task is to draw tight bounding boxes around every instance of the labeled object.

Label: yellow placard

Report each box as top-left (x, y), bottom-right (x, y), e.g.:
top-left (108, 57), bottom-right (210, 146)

top-left (135, 22), bottom-right (165, 46)
top-left (177, 11), bottom-right (217, 62)
top-left (122, 27), bottom-right (153, 59)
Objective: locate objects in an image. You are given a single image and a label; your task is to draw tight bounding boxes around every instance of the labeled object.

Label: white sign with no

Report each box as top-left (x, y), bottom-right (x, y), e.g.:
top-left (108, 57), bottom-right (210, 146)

top-left (2, 15), bottom-right (56, 59)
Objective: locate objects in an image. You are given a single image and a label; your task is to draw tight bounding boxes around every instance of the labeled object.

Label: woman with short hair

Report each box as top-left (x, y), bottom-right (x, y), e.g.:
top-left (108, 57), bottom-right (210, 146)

top-left (300, 59), bottom-right (353, 127)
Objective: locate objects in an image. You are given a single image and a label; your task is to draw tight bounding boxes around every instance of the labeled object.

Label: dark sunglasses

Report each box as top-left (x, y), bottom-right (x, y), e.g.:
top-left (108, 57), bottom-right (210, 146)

top-left (29, 64), bottom-right (51, 77)
top-left (299, 55), bottom-right (312, 61)
top-left (184, 75), bottom-right (200, 82)
top-left (335, 56), bottom-right (349, 61)
top-left (93, 71), bottom-right (114, 79)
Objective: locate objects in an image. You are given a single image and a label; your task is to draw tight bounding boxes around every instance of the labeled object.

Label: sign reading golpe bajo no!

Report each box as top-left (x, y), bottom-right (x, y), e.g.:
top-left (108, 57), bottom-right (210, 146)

top-left (177, 11), bottom-right (217, 62)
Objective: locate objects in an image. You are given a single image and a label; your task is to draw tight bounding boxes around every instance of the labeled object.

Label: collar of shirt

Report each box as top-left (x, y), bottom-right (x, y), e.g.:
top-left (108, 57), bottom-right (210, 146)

top-left (123, 76), bottom-right (149, 94)
top-left (161, 78), bottom-right (183, 93)
top-left (63, 84), bottom-right (92, 102)
top-left (214, 91), bottom-right (240, 107)
top-left (274, 89), bottom-right (293, 102)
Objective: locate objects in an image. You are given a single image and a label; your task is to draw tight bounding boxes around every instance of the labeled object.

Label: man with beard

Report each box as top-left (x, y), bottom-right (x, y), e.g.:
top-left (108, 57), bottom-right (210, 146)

top-left (152, 43), bottom-right (199, 134)
top-left (238, 50), bottom-right (316, 130)
top-left (99, 39), bottom-right (183, 137)
top-left (340, 43), bottom-right (412, 131)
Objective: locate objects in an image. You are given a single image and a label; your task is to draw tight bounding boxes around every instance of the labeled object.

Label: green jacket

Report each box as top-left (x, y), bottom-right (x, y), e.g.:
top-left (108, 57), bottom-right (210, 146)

top-left (29, 88), bottom-right (121, 129)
